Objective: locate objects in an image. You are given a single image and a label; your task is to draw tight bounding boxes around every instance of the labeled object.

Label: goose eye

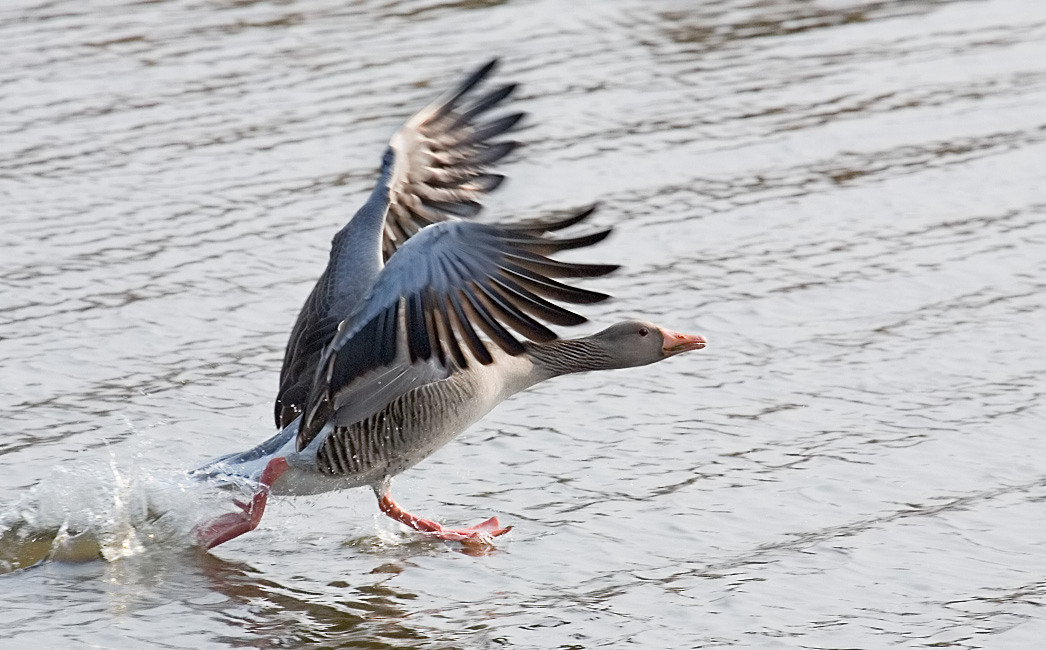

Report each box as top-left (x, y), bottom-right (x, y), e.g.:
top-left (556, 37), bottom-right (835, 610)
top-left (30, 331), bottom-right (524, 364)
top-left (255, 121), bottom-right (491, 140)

top-left (638, 327), bottom-right (649, 337)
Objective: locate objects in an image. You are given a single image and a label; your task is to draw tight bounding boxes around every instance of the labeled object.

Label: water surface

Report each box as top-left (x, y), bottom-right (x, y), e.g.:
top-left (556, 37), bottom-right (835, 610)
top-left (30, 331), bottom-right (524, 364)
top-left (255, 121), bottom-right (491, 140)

top-left (2, 0), bottom-right (1046, 647)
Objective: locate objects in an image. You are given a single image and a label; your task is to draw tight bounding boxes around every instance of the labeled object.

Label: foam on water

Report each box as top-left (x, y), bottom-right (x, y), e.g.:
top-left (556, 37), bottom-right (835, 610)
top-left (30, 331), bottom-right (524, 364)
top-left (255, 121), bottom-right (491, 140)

top-left (0, 448), bottom-right (243, 573)
top-left (3, 0), bottom-right (1046, 645)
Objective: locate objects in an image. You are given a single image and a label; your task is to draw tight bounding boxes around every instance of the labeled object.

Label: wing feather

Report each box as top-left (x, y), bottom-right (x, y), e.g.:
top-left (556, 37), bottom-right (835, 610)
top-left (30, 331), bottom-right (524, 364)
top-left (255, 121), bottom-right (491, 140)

top-left (274, 60), bottom-right (520, 428)
top-left (382, 59), bottom-right (522, 260)
top-left (298, 208), bottom-right (616, 448)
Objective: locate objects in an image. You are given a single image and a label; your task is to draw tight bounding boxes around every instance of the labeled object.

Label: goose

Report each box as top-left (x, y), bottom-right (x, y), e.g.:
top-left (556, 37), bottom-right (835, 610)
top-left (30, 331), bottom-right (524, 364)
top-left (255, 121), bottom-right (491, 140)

top-left (191, 60), bottom-right (706, 549)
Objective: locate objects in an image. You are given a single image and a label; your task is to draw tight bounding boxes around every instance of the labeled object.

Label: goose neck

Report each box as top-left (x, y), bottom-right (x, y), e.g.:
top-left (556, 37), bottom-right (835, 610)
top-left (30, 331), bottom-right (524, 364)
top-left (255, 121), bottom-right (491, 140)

top-left (524, 337), bottom-right (620, 378)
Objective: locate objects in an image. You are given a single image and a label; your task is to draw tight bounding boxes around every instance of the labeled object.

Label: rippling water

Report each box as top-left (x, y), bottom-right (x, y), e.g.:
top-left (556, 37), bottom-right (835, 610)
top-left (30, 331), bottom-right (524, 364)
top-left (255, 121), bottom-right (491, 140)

top-left (2, 0), bottom-right (1046, 647)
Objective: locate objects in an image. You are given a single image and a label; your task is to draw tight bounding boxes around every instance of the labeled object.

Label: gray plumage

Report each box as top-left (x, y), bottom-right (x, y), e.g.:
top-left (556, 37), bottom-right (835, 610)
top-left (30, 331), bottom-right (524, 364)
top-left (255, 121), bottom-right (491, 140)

top-left (191, 61), bottom-right (705, 549)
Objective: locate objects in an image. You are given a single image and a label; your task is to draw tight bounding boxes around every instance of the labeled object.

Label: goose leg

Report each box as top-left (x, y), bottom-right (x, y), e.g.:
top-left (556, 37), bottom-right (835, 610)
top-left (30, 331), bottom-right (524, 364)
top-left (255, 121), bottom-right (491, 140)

top-left (193, 457), bottom-right (290, 550)
top-left (374, 482), bottom-right (512, 543)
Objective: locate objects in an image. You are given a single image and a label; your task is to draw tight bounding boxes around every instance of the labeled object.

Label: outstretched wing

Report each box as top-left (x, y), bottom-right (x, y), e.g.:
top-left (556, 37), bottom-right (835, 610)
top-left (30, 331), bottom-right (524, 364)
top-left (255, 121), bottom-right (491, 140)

top-left (274, 59), bottom-right (522, 430)
top-left (297, 206), bottom-right (617, 450)
top-left (382, 57), bottom-right (522, 261)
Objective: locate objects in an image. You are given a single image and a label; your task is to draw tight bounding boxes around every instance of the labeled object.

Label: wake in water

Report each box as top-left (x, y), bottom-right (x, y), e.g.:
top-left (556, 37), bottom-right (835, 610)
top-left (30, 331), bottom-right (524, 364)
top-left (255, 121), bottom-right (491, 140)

top-left (0, 450), bottom-right (248, 574)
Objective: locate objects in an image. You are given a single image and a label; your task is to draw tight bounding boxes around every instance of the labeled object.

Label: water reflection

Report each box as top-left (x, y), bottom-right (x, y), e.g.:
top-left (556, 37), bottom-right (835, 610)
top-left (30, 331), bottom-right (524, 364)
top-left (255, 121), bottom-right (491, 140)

top-left (196, 554), bottom-right (420, 647)
top-left (0, 528), bottom-right (466, 647)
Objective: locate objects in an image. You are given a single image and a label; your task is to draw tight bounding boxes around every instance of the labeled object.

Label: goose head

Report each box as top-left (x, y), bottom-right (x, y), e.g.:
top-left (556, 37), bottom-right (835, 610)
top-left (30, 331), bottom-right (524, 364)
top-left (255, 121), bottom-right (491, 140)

top-left (596, 319), bottom-right (706, 366)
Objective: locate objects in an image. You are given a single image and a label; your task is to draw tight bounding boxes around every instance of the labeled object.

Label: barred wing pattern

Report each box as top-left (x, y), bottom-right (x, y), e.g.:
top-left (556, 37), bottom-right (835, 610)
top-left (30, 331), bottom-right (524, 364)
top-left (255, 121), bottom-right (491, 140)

top-left (297, 207), bottom-right (617, 449)
top-left (382, 58), bottom-right (522, 261)
top-left (274, 59), bottom-right (521, 429)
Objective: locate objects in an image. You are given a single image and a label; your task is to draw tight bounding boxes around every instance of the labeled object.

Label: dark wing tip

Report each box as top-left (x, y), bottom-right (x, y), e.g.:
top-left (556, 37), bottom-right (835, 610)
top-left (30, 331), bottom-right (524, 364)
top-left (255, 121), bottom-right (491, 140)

top-left (472, 140), bottom-right (522, 165)
top-left (558, 227), bottom-right (612, 249)
top-left (384, 60), bottom-right (523, 259)
top-left (475, 58), bottom-right (500, 80)
top-left (545, 203), bottom-right (600, 231)
top-left (467, 173), bottom-right (506, 193)
top-left (504, 203), bottom-right (601, 234)
top-left (454, 58), bottom-right (500, 100)
top-left (431, 59), bottom-right (502, 121)
top-left (422, 198), bottom-right (483, 218)
top-left (450, 84), bottom-right (520, 131)
top-left (463, 112), bottom-right (526, 146)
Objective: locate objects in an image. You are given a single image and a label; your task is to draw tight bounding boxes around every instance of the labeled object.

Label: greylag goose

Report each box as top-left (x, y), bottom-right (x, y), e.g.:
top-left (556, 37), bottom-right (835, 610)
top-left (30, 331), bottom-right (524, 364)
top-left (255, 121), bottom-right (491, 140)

top-left (192, 60), bottom-right (706, 549)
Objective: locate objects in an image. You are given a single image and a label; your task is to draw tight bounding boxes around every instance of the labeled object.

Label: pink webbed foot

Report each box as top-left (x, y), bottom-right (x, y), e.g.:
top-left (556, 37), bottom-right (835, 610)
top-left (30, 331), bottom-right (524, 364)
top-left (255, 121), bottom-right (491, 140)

top-left (192, 457), bottom-right (290, 550)
top-left (377, 493), bottom-right (512, 545)
top-left (192, 495), bottom-right (264, 550)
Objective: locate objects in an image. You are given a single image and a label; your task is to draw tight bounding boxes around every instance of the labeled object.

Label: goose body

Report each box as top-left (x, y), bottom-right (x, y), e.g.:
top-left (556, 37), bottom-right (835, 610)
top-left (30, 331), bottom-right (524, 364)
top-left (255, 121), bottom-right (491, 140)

top-left (209, 345), bottom-right (535, 497)
top-left (192, 61), bottom-right (706, 549)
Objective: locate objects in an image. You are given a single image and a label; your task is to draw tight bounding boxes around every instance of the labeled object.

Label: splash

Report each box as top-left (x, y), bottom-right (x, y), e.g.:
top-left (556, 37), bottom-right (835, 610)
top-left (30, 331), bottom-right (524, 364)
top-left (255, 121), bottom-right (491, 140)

top-left (0, 448), bottom-right (237, 574)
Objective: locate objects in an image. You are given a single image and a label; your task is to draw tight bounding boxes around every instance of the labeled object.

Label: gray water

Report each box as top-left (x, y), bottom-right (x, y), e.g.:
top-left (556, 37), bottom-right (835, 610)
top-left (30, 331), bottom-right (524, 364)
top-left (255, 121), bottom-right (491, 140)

top-left (2, 0), bottom-right (1045, 647)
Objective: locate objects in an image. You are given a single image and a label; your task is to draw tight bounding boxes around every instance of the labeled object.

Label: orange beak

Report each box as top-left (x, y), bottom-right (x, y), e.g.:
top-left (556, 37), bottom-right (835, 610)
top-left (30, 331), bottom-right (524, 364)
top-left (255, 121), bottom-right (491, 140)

top-left (660, 328), bottom-right (707, 355)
